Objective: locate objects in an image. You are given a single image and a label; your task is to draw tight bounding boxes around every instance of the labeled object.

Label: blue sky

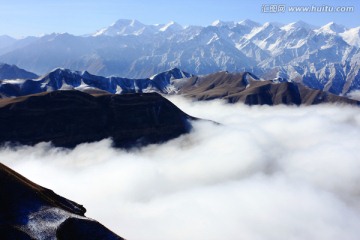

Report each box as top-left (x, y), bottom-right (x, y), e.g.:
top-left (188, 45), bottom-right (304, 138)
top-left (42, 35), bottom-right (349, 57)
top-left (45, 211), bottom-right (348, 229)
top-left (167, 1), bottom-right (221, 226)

top-left (1, 0), bottom-right (359, 37)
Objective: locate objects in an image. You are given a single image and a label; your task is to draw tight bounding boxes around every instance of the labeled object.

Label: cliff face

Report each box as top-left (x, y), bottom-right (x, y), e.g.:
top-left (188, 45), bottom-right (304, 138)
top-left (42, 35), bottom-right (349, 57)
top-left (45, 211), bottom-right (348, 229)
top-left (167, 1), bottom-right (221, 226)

top-left (0, 90), bottom-right (194, 148)
top-left (0, 162), bottom-right (124, 239)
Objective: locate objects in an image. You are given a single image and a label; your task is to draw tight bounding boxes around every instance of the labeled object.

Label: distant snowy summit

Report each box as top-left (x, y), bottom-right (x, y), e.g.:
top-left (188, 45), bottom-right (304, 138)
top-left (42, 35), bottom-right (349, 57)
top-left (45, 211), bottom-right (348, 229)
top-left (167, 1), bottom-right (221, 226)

top-left (1, 19), bottom-right (360, 96)
top-left (91, 19), bottom-right (360, 46)
top-left (93, 19), bottom-right (184, 36)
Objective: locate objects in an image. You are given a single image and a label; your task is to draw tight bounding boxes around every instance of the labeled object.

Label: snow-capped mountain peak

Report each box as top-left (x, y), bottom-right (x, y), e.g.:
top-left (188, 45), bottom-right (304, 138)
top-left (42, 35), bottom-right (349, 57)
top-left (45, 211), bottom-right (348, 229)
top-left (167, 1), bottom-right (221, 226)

top-left (93, 19), bottom-right (147, 36)
top-left (261, 22), bottom-right (284, 30)
top-left (211, 19), bottom-right (222, 26)
top-left (238, 19), bottom-right (261, 28)
top-left (110, 19), bottom-right (144, 29)
top-left (263, 22), bottom-right (272, 28)
top-left (281, 21), bottom-right (316, 31)
top-left (150, 67), bottom-right (192, 80)
top-left (245, 22), bottom-right (280, 41)
top-left (340, 26), bottom-right (360, 47)
top-left (315, 22), bottom-right (347, 35)
top-left (1, 18), bottom-right (360, 97)
top-left (159, 21), bottom-right (183, 32)
top-left (211, 20), bottom-right (237, 28)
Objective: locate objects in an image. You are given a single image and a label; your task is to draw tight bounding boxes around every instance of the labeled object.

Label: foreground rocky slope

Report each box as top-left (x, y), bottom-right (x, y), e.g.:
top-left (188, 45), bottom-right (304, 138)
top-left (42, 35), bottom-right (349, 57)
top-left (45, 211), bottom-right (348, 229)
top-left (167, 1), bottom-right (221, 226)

top-left (0, 162), bottom-right (123, 239)
top-left (0, 90), bottom-right (194, 148)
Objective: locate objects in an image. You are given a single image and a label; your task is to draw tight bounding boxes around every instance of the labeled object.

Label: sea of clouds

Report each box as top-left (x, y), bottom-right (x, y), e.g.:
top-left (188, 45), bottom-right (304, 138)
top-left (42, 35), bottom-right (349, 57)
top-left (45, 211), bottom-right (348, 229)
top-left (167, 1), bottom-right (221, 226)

top-left (2, 96), bottom-right (360, 240)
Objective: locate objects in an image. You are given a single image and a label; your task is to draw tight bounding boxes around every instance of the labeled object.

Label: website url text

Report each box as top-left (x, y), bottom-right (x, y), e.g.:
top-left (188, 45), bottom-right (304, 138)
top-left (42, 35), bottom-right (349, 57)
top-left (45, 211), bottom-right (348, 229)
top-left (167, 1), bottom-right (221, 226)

top-left (262, 4), bottom-right (355, 13)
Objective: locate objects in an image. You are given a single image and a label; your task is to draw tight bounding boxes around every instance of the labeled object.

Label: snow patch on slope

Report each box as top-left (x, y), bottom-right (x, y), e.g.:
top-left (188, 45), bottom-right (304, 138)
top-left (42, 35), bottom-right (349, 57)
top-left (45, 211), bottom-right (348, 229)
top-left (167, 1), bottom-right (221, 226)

top-left (341, 27), bottom-right (360, 47)
top-left (19, 207), bottom-right (88, 240)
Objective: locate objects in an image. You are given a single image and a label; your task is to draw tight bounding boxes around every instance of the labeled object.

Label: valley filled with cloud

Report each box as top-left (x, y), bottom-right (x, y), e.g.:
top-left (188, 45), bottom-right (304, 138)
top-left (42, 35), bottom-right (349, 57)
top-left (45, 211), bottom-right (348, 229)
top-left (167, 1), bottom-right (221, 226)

top-left (2, 97), bottom-right (360, 240)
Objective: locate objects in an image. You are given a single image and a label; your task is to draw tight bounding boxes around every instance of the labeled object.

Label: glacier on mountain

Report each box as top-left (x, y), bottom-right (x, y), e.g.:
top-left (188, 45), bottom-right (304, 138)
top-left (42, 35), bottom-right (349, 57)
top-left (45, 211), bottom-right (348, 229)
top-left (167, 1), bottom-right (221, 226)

top-left (1, 19), bottom-right (360, 95)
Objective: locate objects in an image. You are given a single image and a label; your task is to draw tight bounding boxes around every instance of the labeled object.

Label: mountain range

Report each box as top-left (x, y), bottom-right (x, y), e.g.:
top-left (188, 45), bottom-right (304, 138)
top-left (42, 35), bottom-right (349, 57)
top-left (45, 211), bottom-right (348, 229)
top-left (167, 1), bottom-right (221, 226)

top-left (0, 66), bottom-right (357, 106)
top-left (0, 19), bottom-right (360, 97)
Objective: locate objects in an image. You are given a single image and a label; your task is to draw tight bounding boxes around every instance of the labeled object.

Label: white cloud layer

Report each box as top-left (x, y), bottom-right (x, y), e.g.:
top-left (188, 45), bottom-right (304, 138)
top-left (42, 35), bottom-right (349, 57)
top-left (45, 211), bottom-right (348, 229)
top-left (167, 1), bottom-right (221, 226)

top-left (2, 97), bottom-right (360, 240)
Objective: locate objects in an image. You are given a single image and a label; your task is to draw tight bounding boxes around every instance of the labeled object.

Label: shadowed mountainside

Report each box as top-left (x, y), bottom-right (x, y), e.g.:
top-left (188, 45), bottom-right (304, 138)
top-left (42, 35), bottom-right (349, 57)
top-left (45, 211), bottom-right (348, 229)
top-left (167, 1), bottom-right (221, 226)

top-left (0, 90), bottom-right (194, 148)
top-left (0, 67), bottom-right (191, 97)
top-left (0, 162), bottom-right (124, 239)
top-left (0, 63), bottom-right (38, 80)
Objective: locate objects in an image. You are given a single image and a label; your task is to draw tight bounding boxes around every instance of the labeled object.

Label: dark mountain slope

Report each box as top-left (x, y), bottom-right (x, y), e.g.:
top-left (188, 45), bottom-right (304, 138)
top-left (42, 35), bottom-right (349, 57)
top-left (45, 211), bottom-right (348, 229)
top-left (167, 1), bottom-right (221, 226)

top-left (0, 63), bottom-right (38, 80)
top-left (0, 162), bottom-right (123, 239)
top-left (0, 67), bottom-right (192, 97)
top-left (0, 90), bottom-right (194, 148)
